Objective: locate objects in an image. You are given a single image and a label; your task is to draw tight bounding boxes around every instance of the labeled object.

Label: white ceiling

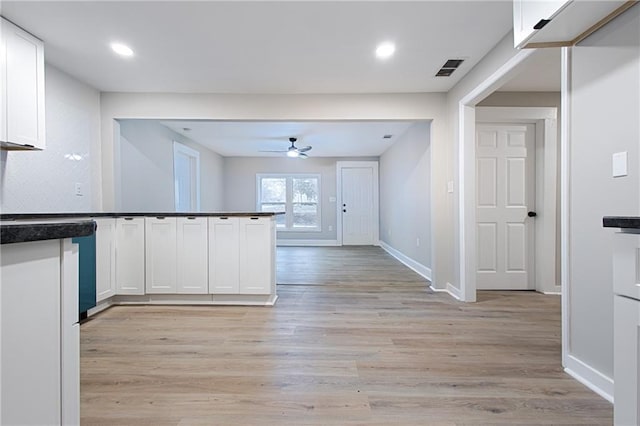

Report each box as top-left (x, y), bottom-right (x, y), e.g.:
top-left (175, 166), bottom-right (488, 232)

top-left (1, 1), bottom-right (513, 94)
top-left (158, 120), bottom-right (419, 157)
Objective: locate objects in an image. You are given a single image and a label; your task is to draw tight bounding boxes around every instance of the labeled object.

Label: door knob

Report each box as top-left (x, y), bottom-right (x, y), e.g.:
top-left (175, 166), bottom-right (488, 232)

top-left (528, 211), bottom-right (537, 217)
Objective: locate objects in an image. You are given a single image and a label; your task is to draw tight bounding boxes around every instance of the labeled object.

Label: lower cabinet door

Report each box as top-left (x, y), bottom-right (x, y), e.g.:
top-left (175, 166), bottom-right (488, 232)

top-left (145, 217), bottom-right (177, 293)
top-left (115, 218), bottom-right (145, 295)
top-left (209, 217), bottom-right (240, 294)
top-left (177, 217), bottom-right (208, 294)
top-left (95, 218), bottom-right (116, 302)
top-left (239, 217), bottom-right (273, 294)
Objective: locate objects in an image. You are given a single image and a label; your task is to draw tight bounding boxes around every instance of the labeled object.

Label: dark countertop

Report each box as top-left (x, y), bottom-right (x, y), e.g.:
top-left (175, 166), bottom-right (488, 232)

top-left (0, 212), bottom-right (281, 221)
top-left (1, 220), bottom-right (96, 245)
top-left (603, 216), bottom-right (640, 229)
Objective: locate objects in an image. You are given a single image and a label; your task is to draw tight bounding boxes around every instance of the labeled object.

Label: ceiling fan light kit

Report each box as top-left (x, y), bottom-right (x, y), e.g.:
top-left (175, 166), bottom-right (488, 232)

top-left (260, 137), bottom-right (312, 159)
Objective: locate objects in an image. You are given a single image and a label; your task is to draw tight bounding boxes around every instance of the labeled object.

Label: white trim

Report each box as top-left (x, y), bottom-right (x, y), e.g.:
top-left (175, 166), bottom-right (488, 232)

top-left (111, 294), bottom-right (278, 307)
top-left (336, 161), bottom-right (380, 246)
top-left (430, 282), bottom-right (462, 301)
top-left (458, 49), bottom-right (537, 303)
top-left (277, 239), bottom-right (339, 247)
top-left (476, 107), bottom-right (558, 295)
top-left (560, 46), bottom-right (572, 368)
top-left (173, 141), bottom-right (201, 212)
top-left (379, 241), bottom-right (432, 281)
top-left (565, 354), bottom-right (614, 403)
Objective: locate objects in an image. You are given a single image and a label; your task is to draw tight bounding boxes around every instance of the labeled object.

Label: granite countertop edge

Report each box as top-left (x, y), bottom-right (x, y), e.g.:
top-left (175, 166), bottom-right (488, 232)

top-left (1, 220), bottom-right (96, 245)
top-left (0, 212), bottom-right (282, 221)
top-left (603, 216), bottom-right (640, 229)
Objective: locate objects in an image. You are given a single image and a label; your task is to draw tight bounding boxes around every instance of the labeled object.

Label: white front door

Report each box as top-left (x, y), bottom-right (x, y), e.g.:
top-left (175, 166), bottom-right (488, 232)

top-left (341, 167), bottom-right (374, 245)
top-left (476, 123), bottom-right (535, 290)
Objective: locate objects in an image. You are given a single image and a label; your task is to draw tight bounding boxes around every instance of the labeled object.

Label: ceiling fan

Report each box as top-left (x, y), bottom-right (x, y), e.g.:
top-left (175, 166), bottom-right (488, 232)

top-left (260, 137), bottom-right (312, 158)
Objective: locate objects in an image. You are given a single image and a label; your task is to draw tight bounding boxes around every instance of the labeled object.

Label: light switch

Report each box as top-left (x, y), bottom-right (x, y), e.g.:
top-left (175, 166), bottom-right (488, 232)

top-left (447, 181), bottom-right (454, 193)
top-left (612, 151), bottom-right (628, 177)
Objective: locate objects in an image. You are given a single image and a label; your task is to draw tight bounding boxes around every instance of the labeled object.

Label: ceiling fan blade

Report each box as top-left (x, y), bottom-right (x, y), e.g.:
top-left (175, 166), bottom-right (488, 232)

top-left (297, 146), bottom-right (312, 152)
top-left (299, 152), bottom-right (308, 159)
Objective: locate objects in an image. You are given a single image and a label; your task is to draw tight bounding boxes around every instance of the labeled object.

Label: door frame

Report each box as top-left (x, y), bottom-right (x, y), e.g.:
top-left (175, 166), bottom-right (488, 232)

top-left (476, 107), bottom-right (558, 294)
top-left (336, 161), bottom-right (379, 246)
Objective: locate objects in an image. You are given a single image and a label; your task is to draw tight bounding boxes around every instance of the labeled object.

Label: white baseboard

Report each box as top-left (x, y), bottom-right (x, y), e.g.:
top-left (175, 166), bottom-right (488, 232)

top-left (277, 239), bottom-right (339, 247)
top-left (379, 241), bottom-right (431, 281)
top-left (565, 354), bottom-right (614, 403)
top-left (429, 282), bottom-right (462, 301)
top-left (542, 285), bottom-right (562, 295)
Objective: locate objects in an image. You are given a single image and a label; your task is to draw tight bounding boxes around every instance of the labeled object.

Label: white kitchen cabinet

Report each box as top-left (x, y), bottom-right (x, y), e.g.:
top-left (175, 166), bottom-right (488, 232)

top-left (239, 216), bottom-right (275, 295)
top-left (0, 17), bottom-right (45, 150)
top-left (145, 217), bottom-right (177, 294)
top-left (176, 216), bottom-right (208, 294)
top-left (208, 216), bottom-right (240, 294)
top-left (95, 218), bottom-right (116, 302)
top-left (115, 217), bottom-right (145, 295)
top-left (513, 0), bottom-right (629, 48)
top-left (612, 231), bottom-right (640, 425)
top-left (1, 238), bottom-right (79, 425)
top-left (614, 295), bottom-right (640, 426)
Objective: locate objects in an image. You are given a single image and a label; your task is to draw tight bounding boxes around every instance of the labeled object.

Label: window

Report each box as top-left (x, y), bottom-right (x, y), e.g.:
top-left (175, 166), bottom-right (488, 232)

top-left (257, 174), bottom-right (321, 231)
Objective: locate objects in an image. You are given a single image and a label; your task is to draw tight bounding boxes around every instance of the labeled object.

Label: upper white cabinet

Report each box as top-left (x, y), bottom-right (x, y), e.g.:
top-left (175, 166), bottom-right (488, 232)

top-left (513, 0), bottom-right (631, 48)
top-left (115, 217), bottom-right (145, 295)
top-left (95, 218), bottom-right (116, 302)
top-left (0, 17), bottom-right (45, 150)
top-left (176, 217), bottom-right (208, 294)
top-left (208, 217), bottom-right (240, 294)
top-left (145, 217), bottom-right (177, 294)
top-left (239, 217), bottom-right (275, 295)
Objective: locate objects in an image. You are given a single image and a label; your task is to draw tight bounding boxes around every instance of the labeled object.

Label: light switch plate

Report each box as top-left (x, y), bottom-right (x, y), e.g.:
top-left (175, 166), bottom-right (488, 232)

top-left (447, 181), bottom-right (454, 193)
top-left (329, 196), bottom-right (336, 202)
top-left (612, 151), bottom-right (628, 177)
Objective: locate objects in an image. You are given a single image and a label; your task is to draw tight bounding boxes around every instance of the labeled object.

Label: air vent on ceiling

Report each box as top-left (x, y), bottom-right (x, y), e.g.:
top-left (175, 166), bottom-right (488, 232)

top-left (435, 58), bottom-right (464, 77)
top-left (383, 134), bottom-right (393, 139)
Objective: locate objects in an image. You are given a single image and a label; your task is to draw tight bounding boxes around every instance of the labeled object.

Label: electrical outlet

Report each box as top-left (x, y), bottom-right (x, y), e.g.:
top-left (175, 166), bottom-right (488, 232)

top-left (416, 237), bottom-right (420, 247)
top-left (75, 183), bottom-right (83, 196)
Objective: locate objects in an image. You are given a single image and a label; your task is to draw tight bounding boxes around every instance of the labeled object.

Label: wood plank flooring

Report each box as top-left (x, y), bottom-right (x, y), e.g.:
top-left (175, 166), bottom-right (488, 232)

top-left (81, 246), bottom-right (612, 425)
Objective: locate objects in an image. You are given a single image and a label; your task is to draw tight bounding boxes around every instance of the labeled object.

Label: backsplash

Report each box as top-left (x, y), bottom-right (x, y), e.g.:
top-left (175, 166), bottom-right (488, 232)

top-left (0, 65), bottom-right (101, 213)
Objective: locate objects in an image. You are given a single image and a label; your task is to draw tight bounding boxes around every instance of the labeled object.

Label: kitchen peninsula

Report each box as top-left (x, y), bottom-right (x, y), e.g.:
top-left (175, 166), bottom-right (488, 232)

top-left (1, 218), bottom-right (95, 425)
top-left (1, 212), bottom-right (279, 315)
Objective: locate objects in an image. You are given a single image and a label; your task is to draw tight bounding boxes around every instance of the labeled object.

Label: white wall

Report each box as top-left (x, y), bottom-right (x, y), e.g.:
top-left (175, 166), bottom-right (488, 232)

top-left (569, 5), bottom-right (640, 381)
top-left (224, 156), bottom-right (377, 241)
top-left (379, 122), bottom-right (431, 268)
top-left (118, 120), bottom-right (224, 212)
top-left (0, 65), bottom-right (101, 213)
top-left (100, 92), bottom-right (450, 289)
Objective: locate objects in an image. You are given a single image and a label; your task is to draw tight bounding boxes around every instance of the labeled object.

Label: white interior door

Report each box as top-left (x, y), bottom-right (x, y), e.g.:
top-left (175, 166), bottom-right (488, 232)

top-left (341, 167), bottom-right (374, 245)
top-left (174, 142), bottom-right (200, 212)
top-left (476, 123), bottom-right (535, 290)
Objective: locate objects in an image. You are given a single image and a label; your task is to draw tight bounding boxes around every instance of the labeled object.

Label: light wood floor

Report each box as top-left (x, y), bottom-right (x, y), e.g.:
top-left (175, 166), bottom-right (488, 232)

top-left (81, 246), bottom-right (612, 425)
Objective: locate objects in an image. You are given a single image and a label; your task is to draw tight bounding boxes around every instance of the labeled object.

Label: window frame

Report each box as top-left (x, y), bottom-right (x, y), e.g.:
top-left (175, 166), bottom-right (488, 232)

top-left (256, 173), bottom-right (322, 232)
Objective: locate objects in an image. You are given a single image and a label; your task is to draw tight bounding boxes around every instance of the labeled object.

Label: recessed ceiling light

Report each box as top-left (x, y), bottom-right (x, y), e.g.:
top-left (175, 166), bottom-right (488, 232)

top-left (375, 42), bottom-right (395, 60)
top-left (110, 42), bottom-right (134, 57)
